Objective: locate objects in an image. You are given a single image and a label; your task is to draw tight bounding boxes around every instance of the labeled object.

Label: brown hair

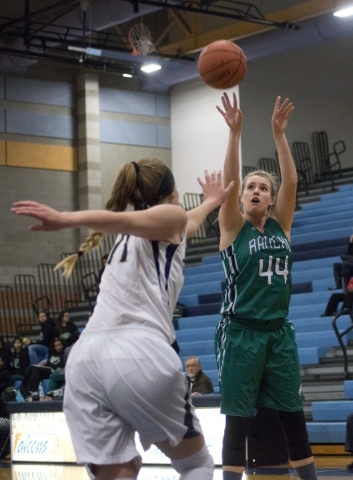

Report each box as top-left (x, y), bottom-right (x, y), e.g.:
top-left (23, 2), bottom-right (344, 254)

top-left (55, 158), bottom-right (174, 277)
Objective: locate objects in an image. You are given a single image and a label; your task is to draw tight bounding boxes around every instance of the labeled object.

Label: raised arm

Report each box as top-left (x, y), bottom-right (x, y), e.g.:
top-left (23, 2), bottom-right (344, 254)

top-left (11, 201), bottom-right (187, 243)
top-left (186, 170), bottom-right (234, 239)
top-left (216, 92), bottom-right (244, 246)
top-left (270, 97), bottom-right (297, 238)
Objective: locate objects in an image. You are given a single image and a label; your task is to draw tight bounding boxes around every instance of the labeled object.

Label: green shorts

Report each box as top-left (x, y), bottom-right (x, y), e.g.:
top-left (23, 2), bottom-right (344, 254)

top-left (215, 316), bottom-right (304, 417)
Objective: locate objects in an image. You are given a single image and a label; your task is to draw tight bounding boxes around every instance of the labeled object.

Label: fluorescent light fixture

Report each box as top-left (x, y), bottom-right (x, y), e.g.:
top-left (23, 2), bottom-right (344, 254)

top-left (334, 5), bottom-right (353, 16)
top-left (122, 73), bottom-right (133, 78)
top-left (140, 63), bottom-right (161, 73)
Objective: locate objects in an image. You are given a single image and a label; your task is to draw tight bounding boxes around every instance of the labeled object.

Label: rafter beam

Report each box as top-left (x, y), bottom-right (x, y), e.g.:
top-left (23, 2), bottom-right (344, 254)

top-left (158, 0), bottom-right (350, 55)
top-left (121, 0), bottom-right (299, 29)
top-left (0, 0), bottom-right (79, 33)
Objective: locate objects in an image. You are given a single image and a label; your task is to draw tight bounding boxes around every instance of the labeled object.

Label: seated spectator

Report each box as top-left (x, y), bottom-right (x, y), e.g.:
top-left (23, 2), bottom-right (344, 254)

top-left (56, 310), bottom-right (80, 346)
top-left (0, 337), bottom-right (12, 369)
top-left (28, 311), bottom-right (57, 365)
top-left (345, 412), bottom-right (353, 469)
top-left (9, 337), bottom-right (30, 385)
top-left (47, 333), bottom-right (79, 392)
top-left (321, 277), bottom-right (353, 317)
top-left (330, 235), bottom-right (353, 290)
top-left (20, 338), bottom-right (66, 399)
top-left (185, 356), bottom-right (214, 396)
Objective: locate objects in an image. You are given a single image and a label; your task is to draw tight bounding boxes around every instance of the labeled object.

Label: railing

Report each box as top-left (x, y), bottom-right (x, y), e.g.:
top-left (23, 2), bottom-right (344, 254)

top-left (183, 193), bottom-right (221, 245)
top-left (14, 275), bottom-right (38, 325)
top-left (332, 309), bottom-right (353, 379)
top-left (0, 285), bottom-right (17, 340)
top-left (0, 234), bottom-right (117, 339)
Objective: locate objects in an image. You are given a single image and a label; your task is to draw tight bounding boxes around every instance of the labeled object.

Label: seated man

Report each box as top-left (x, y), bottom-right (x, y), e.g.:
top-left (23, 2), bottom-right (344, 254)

top-left (321, 277), bottom-right (353, 317)
top-left (185, 356), bottom-right (214, 396)
top-left (331, 234), bottom-right (353, 290)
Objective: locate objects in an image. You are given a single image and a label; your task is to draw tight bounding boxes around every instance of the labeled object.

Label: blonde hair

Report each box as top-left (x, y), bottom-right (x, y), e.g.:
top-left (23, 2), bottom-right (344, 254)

top-left (55, 158), bottom-right (173, 277)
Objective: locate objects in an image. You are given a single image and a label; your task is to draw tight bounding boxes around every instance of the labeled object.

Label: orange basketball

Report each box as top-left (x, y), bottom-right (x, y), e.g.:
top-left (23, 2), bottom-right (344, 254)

top-left (198, 40), bottom-right (247, 89)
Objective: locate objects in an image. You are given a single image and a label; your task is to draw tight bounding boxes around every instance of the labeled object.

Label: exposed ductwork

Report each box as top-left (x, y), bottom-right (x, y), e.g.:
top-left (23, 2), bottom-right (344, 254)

top-left (141, 12), bottom-right (353, 93)
top-left (1, 6), bottom-right (353, 93)
top-left (0, 0), bottom-right (164, 75)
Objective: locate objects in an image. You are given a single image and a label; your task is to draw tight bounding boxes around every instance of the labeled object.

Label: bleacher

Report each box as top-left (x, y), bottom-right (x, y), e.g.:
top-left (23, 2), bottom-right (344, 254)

top-left (176, 181), bottom-right (353, 446)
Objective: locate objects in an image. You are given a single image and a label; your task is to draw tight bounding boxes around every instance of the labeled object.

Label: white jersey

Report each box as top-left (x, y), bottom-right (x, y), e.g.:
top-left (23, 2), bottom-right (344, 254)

top-left (85, 232), bottom-right (186, 344)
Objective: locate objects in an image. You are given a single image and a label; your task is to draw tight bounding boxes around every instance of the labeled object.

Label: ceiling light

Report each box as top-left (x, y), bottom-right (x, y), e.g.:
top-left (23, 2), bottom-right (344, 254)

top-left (333, 5), bottom-right (353, 17)
top-left (140, 63), bottom-right (161, 73)
top-left (122, 73), bottom-right (133, 78)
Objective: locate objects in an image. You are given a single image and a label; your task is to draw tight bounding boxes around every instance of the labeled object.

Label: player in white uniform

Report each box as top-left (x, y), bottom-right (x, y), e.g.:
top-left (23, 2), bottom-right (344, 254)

top-left (12, 158), bottom-right (234, 480)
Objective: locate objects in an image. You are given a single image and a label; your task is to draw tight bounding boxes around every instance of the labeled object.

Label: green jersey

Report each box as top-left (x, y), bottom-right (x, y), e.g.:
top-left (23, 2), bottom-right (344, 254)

top-left (220, 218), bottom-right (292, 321)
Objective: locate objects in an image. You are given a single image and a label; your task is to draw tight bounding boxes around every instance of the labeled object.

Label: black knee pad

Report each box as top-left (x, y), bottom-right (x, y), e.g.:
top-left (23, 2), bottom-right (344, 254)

top-left (222, 415), bottom-right (252, 466)
top-left (277, 410), bottom-right (312, 461)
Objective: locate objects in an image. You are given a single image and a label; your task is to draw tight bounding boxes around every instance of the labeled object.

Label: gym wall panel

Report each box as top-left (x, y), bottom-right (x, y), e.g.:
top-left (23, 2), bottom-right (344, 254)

top-left (100, 88), bottom-right (157, 116)
top-left (157, 125), bottom-right (171, 149)
top-left (0, 141), bottom-right (5, 165)
top-left (156, 95), bottom-right (171, 118)
top-left (100, 118), bottom-right (157, 147)
top-left (6, 142), bottom-right (77, 171)
top-left (6, 77), bottom-right (75, 107)
top-left (6, 109), bottom-right (76, 140)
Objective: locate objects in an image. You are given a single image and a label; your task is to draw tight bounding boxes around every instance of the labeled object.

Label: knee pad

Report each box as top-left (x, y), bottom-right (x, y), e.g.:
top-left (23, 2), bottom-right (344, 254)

top-left (222, 415), bottom-right (252, 467)
top-left (171, 444), bottom-right (214, 479)
top-left (277, 410), bottom-right (312, 461)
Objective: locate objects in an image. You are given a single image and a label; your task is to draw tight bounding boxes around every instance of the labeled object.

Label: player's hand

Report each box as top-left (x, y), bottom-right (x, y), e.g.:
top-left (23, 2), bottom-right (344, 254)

top-left (272, 96), bottom-right (294, 136)
top-left (216, 91), bottom-right (243, 135)
top-left (11, 201), bottom-right (68, 231)
top-left (197, 170), bottom-right (235, 206)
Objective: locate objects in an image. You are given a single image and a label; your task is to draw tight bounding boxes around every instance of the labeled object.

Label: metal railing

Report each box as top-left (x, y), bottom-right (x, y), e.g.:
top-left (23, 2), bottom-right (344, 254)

top-left (0, 285), bottom-right (17, 340)
top-left (0, 234), bottom-right (117, 339)
top-left (183, 193), bottom-right (221, 245)
top-left (332, 309), bottom-right (353, 379)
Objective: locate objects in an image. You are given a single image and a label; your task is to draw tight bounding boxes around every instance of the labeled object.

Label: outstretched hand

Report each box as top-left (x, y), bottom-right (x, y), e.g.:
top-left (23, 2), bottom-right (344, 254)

top-left (197, 170), bottom-right (235, 206)
top-left (272, 96), bottom-right (294, 136)
top-left (216, 92), bottom-right (243, 135)
top-left (11, 201), bottom-right (67, 231)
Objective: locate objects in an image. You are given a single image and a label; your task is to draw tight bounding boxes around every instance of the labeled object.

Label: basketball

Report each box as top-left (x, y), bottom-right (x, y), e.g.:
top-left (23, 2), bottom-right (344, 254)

top-left (198, 40), bottom-right (247, 89)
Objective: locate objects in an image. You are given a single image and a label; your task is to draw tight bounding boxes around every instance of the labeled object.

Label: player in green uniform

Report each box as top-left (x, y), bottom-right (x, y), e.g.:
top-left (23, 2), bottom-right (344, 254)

top-left (216, 92), bottom-right (318, 480)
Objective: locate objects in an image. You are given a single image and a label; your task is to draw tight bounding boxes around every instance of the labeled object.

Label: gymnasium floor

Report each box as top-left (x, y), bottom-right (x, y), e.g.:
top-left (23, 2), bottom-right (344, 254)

top-left (0, 457), bottom-right (352, 479)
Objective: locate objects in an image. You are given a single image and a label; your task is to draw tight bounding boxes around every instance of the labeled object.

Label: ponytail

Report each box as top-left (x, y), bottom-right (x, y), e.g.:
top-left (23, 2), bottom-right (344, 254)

top-left (54, 231), bottom-right (103, 277)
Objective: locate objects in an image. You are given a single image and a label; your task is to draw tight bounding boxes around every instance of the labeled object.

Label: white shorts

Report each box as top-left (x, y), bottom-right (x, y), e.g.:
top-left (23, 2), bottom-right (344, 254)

top-left (63, 325), bottom-right (202, 466)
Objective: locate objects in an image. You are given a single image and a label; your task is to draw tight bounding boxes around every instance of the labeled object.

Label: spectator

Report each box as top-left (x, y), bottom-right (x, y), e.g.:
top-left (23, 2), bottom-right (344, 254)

top-left (20, 338), bottom-right (66, 399)
top-left (9, 337), bottom-right (30, 385)
top-left (56, 310), bottom-right (80, 346)
top-left (28, 311), bottom-right (57, 365)
top-left (47, 333), bottom-right (79, 392)
top-left (321, 277), bottom-right (353, 317)
top-left (185, 356), bottom-right (214, 396)
top-left (345, 412), bottom-right (353, 469)
top-left (330, 235), bottom-right (353, 290)
top-left (0, 337), bottom-right (12, 369)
